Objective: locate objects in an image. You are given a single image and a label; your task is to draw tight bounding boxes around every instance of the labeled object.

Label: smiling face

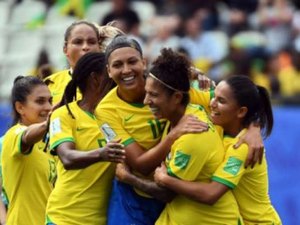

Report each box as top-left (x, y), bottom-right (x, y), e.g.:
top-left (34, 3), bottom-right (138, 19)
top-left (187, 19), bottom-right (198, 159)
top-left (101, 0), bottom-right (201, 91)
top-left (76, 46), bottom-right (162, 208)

top-left (210, 81), bottom-right (246, 134)
top-left (107, 47), bottom-right (146, 99)
top-left (16, 85), bottom-right (52, 126)
top-left (63, 24), bottom-right (100, 69)
top-left (144, 77), bottom-right (180, 120)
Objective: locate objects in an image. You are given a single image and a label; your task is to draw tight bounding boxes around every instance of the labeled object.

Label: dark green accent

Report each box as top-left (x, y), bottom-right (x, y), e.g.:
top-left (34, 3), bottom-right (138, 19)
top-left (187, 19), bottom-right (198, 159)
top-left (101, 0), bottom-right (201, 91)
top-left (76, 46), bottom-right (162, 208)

top-left (148, 120), bottom-right (158, 139)
top-left (124, 114), bottom-right (134, 122)
top-left (167, 166), bottom-right (179, 179)
top-left (210, 89), bottom-right (215, 100)
top-left (211, 176), bottom-right (236, 189)
top-left (97, 138), bottom-right (107, 148)
top-left (223, 156), bottom-right (243, 175)
top-left (223, 134), bottom-right (235, 138)
top-left (50, 137), bottom-right (74, 151)
top-left (174, 151), bottom-right (190, 170)
top-left (84, 111), bottom-right (96, 120)
top-left (155, 119), bottom-right (166, 136)
top-left (48, 160), bottom-right (57, 183)
top-left (122, 138), bottom-right (135, 146)
top-left (238, 217), bottom-right (242, 225)
top-left (2, 187), bottom-right (9, 205)
top-left (130, 102), bottom-right (145, 108)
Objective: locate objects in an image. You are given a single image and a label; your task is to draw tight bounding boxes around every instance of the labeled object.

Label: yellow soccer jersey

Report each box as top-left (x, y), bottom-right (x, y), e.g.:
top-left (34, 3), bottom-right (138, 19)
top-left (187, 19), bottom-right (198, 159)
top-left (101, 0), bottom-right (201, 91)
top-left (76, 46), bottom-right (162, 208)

top-left (96, 87), bottom-right (167, 197)
top-left (47, 101), bottom-right (115, 225)
top-left (44, 70), bottom-right (82, 105)
top-left (156, 105), bottom-right (242, 225)
top-left (212, 129), bottom-right (282, 225)
top-left (2, 124), bottom-right (56, 225)
top-left (189, 87), bottom-right (214, 113)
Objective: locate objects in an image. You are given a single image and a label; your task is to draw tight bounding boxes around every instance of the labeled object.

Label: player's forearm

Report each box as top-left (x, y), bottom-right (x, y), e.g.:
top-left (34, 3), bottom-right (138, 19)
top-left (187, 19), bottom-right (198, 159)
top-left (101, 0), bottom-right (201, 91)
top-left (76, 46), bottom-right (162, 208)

top-left (125, 173), bottom-right (175, 203)
top-left (58, 149), bottom-right (103, 170)
top-left (159, 175), bottom-right (226, 205)
top-left (22, 121), bottom-right (48, 146)
top-left (131, 134), bottom-right (175, 175)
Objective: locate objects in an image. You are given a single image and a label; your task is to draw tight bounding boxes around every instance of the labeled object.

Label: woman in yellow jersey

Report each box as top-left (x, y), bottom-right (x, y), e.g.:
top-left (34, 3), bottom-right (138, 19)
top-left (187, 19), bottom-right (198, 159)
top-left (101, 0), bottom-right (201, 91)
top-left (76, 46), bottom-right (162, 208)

top-left (116, 48), bottom-right (243, 225)
top-left (97, 35), bottom-right (264, 225)
top-left (44, 20), bottom-right (124, 105)
top-left (154, 75), bottom-right (282, 225)
top-left (1, 76), bottom-right (56, 225)
top-left (98, 35), bottom-right (210, 225)
top-left (46, 52), bottom-right (125, 225)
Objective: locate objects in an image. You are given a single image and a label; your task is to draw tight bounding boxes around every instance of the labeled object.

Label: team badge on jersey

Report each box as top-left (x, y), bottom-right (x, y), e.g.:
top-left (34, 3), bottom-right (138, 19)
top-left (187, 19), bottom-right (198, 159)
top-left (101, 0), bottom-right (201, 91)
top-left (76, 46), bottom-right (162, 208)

top-left (50, 118), bottom-right (61, 136)
top-left (101, 123), bottom-right (117, 141)
top-left (174, 151), bottom-right (190, 170)
top-left (223, 156), bottom-right (243, 175)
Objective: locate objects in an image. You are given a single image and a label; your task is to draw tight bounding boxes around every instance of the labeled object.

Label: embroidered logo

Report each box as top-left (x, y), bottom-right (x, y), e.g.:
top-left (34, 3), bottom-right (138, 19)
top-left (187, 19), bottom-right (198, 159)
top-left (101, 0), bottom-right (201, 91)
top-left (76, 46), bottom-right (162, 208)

top-left (124, 114), bottom-right (134, 122)
top-left (223, 156), bottom-right (243, 175)
top-left (76, 127), bottom-right (85, 131)
top-left (174, 151), bottom-right (190, 170)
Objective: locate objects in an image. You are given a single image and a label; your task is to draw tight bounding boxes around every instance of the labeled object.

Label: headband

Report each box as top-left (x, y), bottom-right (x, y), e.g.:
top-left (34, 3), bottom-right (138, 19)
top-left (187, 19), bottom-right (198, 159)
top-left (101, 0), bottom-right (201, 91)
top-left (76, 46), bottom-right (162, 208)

top-left (148, 73), bottom-right (188, 94)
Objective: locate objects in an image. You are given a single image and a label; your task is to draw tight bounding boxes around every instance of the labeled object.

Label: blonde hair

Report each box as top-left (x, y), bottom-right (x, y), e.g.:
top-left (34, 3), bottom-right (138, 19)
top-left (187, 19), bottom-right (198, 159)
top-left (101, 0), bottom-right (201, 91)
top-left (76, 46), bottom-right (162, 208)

top-left (94, 21), bottom-right (125, 52)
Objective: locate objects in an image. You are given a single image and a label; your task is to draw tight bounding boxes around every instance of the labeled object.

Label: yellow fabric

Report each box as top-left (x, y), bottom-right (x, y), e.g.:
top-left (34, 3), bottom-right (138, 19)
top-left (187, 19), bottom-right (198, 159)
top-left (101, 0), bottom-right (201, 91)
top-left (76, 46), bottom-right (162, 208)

top-left (96, 87), bottom-right (166, 197)
top-left (47, 101), bottom-right (115, 225)
top-left (278, 66), bottom-right (300, 96)
top-left (2, 124), bottom-right (55, 225)
top-left (156, 105), bottom-right (242, 225)
top-left (189, 88), bottom-right (212, 113)
top-left (212, 129), bottom-right (282, 225)
top-left (44, 70), bottom-right (82, 105)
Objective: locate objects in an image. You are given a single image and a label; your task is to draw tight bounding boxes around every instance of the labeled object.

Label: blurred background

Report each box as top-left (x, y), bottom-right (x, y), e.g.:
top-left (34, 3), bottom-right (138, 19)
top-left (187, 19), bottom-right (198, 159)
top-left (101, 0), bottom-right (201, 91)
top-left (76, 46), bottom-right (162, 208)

top-left (0, 0), bottom-right (299, 223)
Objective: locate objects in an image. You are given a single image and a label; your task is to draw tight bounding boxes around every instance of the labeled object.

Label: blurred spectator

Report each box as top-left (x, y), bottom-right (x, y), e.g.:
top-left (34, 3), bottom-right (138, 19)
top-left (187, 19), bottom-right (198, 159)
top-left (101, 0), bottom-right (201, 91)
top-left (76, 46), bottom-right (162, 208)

top-left (30, 48), bottom-right (54, 80)
top-left (256, 0), bottom-right (294, 54)
top-left (101, 0), bottom-right (140, 35)
top-left (145, 15), bottom-right (181, 63)
top-left (179, 14), bottom-right (228, 80)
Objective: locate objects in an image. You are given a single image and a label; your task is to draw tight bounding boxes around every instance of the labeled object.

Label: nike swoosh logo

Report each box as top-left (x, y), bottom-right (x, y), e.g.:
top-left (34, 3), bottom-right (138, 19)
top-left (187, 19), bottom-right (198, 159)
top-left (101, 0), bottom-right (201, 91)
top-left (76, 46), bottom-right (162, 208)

top-left (76, 127), bottom-right (85, 131)
top-left (124, 114), bottom-right (134, 122)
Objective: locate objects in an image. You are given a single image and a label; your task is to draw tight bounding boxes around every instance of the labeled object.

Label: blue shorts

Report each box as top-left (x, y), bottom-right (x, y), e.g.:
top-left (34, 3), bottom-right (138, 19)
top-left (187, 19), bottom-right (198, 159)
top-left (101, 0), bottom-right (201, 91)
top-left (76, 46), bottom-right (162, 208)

top-left (107, 179), bottom-right (165, 225)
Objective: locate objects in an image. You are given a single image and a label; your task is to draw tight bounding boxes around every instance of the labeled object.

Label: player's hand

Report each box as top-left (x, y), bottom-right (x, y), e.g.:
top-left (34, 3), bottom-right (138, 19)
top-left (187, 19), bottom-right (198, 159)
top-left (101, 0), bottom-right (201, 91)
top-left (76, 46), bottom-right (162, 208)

top-left (99, 139), bottom-right (125, 163)
top-left (234, 127), bottom-right (264, 168)
top-left (171, 114), bottom-right (208, 140)
top-left (154, 163), bottom-right (168, 187)
top-left (116, 163), bottom-right (131, 182)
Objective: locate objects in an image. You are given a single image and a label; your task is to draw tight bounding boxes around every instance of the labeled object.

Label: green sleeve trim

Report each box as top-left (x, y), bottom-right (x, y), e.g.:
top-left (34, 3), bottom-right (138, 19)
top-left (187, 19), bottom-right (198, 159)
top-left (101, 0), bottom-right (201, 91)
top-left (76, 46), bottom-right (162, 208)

top-left (19, 130), bottom-right (33, 155)
top-left (211, 176), bottom-right (236, 189)
top-left (50, 137), bottom-right (74, 151)
top-left (122, 138), bottom-right (135, 146)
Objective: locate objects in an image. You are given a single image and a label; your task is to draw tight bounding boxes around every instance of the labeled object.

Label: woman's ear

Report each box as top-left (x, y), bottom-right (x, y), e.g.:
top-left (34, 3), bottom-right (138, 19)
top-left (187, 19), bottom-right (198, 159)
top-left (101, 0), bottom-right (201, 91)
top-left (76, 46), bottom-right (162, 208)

top-left (237, 106), bottom-right (248, 119)
top-left (173, 91), bottom-right (183, 105)
top-left (106, 65), bottom-right (112, 78)
top-left (15, 101), bottom-right (24, 116)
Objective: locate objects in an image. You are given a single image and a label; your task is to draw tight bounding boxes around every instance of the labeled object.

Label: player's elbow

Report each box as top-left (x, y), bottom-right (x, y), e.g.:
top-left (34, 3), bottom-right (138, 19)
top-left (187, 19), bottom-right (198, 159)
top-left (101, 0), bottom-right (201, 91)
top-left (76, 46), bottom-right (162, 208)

top-left (195, 192), bottom-right (219, 205)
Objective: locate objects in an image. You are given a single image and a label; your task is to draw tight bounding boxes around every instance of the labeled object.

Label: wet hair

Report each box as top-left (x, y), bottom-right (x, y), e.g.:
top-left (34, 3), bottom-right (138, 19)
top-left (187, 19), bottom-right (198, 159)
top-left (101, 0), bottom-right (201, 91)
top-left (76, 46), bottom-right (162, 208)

top-left (225, 75), bottom-right (273, 138)
top-left (149, 48), bottom-right (191, 106)
top-left (63, 20), bottom-right (101, 48)
top-left (60, 52), bottom-right (114, 118)
top-left (95, 21), bottom-right (125, 52)
top-left (105, 35), bottom-right (143, 61)
top-left (11, 75), bottom-right (46, 125)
